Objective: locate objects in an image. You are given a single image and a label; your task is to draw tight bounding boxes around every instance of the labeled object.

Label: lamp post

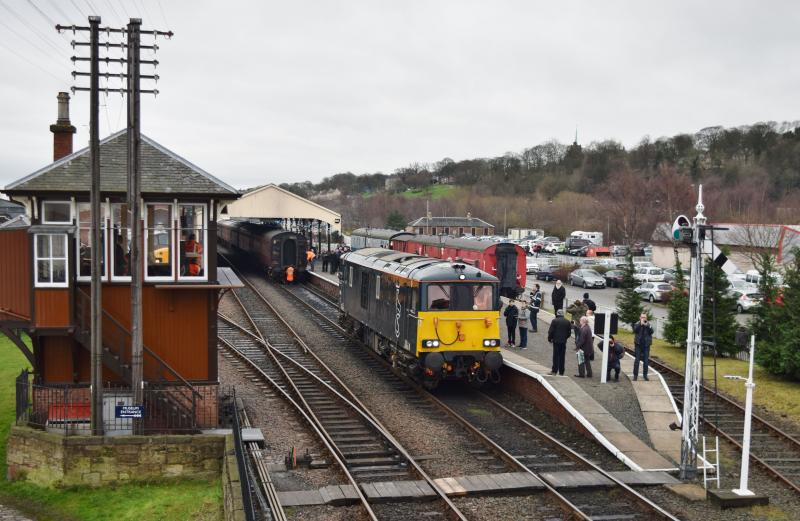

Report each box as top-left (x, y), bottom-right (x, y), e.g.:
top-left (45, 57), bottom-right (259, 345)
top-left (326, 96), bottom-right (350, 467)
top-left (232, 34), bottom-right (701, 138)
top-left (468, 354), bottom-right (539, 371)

top-left (725, 335), bottom-right (756, 496)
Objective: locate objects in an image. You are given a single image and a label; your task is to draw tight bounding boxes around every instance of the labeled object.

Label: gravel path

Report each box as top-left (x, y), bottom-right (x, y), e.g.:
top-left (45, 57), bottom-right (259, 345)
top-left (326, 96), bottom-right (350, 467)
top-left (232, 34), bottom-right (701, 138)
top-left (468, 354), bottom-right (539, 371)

top-left (0, 506), bottom-right (32, 521)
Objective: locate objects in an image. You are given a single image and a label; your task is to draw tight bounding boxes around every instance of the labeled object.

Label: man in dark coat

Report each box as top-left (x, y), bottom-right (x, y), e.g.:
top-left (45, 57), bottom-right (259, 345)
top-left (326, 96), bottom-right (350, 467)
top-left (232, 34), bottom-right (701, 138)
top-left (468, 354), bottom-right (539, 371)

top-left (575, 316), bottom-right (594, 378)
top-left (551, 279), bottom-right (566, 313)
top-left (547, 309), bottom-right (572, 375)
top-left (529, 284), bottom-right (542, 333)
top-left (504, 300), bottom-right (519, 347)
top-left (632, 313), bottom-right (654, 381)
top-left (582, 292), bottom-right (597, 312)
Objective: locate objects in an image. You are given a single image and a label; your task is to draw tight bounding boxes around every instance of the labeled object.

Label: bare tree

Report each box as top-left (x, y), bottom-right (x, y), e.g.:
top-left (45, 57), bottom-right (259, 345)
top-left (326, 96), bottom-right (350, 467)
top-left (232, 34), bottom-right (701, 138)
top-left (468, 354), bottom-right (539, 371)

top-left (602, 169), bottom-right (657, 244)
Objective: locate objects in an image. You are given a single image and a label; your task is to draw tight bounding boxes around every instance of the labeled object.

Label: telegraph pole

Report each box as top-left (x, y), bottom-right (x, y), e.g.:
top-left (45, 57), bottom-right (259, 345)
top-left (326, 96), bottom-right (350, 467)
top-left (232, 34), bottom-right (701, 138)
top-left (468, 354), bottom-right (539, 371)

top-left (88, 15), bottom-right (103, 436)
top-left (57, 16), bottom-right (172, 435)
top-left (127, 18), bottom-right (144, 410)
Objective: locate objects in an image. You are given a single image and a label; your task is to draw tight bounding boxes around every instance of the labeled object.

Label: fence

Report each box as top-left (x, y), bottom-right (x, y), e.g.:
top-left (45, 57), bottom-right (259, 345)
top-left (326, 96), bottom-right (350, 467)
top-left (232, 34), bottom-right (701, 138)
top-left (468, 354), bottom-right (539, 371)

top-left (15, 372), bottom-right (226, 435)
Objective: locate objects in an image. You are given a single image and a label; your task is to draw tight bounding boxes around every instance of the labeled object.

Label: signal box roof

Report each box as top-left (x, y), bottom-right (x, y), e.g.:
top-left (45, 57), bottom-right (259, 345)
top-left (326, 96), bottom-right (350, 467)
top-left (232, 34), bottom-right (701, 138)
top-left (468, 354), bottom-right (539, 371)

top-left (4, 129), bottom-right (238, 198)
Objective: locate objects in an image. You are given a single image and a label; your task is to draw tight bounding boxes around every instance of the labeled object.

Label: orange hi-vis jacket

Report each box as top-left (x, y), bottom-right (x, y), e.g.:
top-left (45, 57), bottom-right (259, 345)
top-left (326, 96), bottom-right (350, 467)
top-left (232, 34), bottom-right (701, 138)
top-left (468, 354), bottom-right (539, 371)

top-left (286, 266), bottom-right (295, 282)
top-left (307, 250), bottom-right (315, 262)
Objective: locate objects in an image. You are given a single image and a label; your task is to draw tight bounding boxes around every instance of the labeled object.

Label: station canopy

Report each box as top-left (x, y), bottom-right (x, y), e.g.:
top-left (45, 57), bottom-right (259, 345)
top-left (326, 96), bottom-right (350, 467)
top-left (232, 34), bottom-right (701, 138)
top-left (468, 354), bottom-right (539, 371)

top-left (221, 183), bottom-right (341, 232)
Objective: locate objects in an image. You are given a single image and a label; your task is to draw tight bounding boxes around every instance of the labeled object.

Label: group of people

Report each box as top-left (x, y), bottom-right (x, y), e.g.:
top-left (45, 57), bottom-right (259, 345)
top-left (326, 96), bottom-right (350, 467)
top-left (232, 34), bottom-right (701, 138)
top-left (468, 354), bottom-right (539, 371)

top-left (502, 284), bottom-right (543, 349)
top-left (503, 280), bottom-right (655, 383)
top-left (320, 246), bottom-right (350, 274)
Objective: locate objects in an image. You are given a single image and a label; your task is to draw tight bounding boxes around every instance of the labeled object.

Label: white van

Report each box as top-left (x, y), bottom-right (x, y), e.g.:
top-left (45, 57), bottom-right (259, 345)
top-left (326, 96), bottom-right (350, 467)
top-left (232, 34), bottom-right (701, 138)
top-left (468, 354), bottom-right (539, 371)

top-left (745, 270), bottom-right (783, 286)
top-left (634, 267), bottom-right (665, 282)
top-left (569, 231), bottom-right (603, 246)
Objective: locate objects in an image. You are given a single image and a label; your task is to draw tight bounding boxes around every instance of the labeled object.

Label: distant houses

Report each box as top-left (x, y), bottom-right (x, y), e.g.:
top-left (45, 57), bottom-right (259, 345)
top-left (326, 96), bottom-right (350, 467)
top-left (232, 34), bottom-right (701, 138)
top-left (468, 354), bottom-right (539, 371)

top-left (406, 213), bottom-right (494, 236)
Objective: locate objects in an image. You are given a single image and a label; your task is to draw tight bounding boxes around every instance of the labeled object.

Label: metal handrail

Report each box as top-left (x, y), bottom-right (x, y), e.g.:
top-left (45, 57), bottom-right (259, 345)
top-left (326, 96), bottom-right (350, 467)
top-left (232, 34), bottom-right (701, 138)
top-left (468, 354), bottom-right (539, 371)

top-left (75, 288), bottom-right (200, 398)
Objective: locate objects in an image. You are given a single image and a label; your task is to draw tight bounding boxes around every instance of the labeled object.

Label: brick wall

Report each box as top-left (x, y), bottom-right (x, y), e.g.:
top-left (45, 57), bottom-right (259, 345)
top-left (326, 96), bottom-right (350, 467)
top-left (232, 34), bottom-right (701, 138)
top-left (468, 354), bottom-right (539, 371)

top-left (502, 365), bottom-right (593, 439)
top-left (6, 426), bottom-right (225, 487)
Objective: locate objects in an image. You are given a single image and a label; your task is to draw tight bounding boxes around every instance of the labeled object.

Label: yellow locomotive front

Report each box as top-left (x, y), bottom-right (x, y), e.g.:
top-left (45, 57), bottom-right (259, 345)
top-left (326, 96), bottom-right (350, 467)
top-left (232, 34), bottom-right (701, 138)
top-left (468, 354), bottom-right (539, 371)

top-left (415, 274), bottom-right (503, 386)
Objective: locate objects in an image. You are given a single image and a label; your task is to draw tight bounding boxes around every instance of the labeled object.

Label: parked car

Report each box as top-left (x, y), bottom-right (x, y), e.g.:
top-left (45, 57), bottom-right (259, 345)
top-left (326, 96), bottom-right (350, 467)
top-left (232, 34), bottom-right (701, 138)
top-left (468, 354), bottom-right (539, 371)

top-left (525, 256), bottom-right (540, 274)
top-left (728, 280), bottom-right (757, 292)
top-left (566, 238), bottom-right (591, 255)
top-left (633, 261), bottom-right (654, 269)
top-left (663, 267), bottom-right (689, 284)
top-left (543, 241), bottom-right (566, 254)
top-left (634, 267), bottom-right (665, 282)
top-left (728, 290), bottom-right (762, 313)
top-left (536, 265), bottom-right (559, 281)
top-left (578, 258), bottom-right (602, 267)
top-left (634, 282), bottom-right (674, 302)
top-left (610, 245), bottom-right (629, 257)
top-left (569, 269), bottom-right (606, 289)
top-left (604, 269), bottom-right (625, 288)
top-left (542, 236), bottom-right (560, 243)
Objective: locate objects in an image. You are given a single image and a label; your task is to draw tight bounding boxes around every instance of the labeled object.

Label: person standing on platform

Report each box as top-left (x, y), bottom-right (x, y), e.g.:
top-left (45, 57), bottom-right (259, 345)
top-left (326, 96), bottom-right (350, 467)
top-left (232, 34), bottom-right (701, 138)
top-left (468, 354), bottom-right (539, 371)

top-left (575, 316), bottom-right (594, 378)
top-left (582, 292), bottom-right (597, 312)
top-left (321, 251), bottom-right (329, 272)
top-left (306, 249), bottom-right (316, 271)
top-left (552, 279), bottom-right (566, 314)
top-left (529, 284), bottom-right (542, 333)
top-left (632, 313), bottom-right (654, 381)
top-left (517, 300), bottom-right (529, 349)
top-left (504, 300), bottom-right (519, 347)
top-left (547, 309), bottom-right (572, 375)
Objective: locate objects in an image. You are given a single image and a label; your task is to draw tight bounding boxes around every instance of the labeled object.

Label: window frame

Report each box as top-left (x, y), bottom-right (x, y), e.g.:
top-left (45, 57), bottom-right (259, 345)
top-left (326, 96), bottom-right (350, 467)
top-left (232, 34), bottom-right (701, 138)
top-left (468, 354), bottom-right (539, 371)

top-left (35, 233), bottom-right (69, 288)
top-left (144, 202), bottom-right (175, 282)
top-left (75, 202), bottom-right (109, 282)
top-left (375, 274), bottom-right (381, 300)
top-left (177, 202), bottom-right (208, 281)
top-left (110, 202), bottom-right (133, 282)
top-left (41, 200), bottom-right (72, 225)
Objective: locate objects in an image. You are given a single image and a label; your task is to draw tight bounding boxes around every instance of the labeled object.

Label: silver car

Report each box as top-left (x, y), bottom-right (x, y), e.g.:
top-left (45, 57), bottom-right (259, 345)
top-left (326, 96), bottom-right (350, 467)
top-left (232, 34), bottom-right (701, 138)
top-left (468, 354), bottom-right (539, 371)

top-left (569, 269), bottom-right (606, 289)
top-left (634, 282), bottom-right (674, 302)
top-left (728, 290), bottom-right (762, 313)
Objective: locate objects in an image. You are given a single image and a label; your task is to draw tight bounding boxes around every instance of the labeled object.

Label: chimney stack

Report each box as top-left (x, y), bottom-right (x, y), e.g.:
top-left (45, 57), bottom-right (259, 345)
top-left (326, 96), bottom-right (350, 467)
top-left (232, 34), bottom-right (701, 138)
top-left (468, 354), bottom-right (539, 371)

top-left (50, 92), bottom-right (76, 161)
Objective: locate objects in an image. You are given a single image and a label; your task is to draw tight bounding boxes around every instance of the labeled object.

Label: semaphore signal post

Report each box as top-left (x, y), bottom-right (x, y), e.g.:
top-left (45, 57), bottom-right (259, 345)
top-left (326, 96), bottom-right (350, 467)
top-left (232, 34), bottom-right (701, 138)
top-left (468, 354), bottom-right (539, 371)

top-left (54, 16), bottom-right (172, 435)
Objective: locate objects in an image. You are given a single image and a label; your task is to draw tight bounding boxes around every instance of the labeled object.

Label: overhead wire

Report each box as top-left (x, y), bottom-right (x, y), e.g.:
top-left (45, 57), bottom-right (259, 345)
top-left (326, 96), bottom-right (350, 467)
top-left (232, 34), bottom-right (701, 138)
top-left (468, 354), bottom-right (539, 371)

top-left (44, 0), bottom-right (73, 22)
top-left (155, 0), bottom-right (170, 28)
top-left (0, 17), bottom-right (72, 73)
top-left (0, 0), bottom-right (67, 55)
top-left (0, 39), bottom-right (69, 85)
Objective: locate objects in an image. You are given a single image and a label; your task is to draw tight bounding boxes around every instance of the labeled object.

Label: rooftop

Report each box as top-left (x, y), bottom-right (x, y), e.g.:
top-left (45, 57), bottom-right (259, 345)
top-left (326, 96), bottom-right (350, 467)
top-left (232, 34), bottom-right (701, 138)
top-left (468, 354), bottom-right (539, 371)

top-left (407, 216), bottom-right (493, 228)
top-left (4, 129), bottom-right (238, 197)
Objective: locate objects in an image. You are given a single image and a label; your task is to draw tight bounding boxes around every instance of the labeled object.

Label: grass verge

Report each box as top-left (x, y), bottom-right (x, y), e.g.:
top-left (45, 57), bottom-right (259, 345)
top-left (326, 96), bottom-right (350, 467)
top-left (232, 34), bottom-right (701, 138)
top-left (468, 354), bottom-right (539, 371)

top-left (0, 333), bottom-right (223, 521)
top-left (399, 184), bottom-right (457, 200)
top-left (614, 331), bottom-right (800, 428)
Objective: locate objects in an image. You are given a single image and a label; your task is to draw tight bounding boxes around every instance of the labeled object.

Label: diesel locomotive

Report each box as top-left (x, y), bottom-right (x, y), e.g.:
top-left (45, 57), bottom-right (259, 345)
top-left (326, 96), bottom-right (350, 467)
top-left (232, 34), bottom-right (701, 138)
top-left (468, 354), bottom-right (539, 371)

top-left (339, 247), bottom-right (503, 388)
top-left (218, 220), bottom-right (308, 280)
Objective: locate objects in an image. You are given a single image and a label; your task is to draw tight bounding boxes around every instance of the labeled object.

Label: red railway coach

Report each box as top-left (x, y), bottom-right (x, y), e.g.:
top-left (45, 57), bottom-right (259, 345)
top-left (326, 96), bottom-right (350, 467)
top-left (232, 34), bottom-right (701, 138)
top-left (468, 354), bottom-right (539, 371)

top-left (351, 229), bottom-right (526, 298)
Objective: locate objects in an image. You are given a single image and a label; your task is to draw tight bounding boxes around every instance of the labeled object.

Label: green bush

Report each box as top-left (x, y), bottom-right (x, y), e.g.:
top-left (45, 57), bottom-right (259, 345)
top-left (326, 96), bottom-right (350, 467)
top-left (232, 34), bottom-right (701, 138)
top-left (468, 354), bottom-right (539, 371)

top-left (754, 255), bottom-right (800, 380)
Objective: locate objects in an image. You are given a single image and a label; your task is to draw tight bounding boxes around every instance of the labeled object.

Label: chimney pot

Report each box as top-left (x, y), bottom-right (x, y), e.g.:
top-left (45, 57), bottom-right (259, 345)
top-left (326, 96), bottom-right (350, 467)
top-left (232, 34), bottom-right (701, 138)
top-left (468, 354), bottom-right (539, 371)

top-left (50, 91), bottom-right (76, 161)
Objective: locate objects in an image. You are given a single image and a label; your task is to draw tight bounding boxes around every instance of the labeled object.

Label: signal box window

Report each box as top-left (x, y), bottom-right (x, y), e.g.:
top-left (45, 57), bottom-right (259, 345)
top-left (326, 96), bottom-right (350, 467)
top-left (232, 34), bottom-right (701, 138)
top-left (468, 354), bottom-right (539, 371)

top-left (111, 203), bottom-right (132, 279)
top-left (42, 201), bottom-right (71, 224)
top-left (179, 204), bottom-right (205, 279)
top-left (35, 234), bottom-right (68, 287)
top-left (77, 203), bottom-right (106, 280)
top-left (146, 203), bottom-right (173, 279)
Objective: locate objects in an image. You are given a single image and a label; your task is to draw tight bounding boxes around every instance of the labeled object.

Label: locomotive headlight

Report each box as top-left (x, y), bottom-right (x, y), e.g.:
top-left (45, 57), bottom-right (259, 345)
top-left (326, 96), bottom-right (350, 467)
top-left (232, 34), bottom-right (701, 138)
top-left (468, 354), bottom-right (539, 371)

top-left (459, 274), bottom-right (466, 280)
top-left (423, 340), bottom-right (440, 348)
top-left (483, 339), bottom-right (491, 347)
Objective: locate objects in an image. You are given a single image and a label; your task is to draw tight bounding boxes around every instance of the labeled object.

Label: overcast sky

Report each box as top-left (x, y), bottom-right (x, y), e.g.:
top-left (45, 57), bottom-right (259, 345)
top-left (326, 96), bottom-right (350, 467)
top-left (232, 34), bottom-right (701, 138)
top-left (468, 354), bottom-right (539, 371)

top-left (1, 0), bottom-right (799, 190)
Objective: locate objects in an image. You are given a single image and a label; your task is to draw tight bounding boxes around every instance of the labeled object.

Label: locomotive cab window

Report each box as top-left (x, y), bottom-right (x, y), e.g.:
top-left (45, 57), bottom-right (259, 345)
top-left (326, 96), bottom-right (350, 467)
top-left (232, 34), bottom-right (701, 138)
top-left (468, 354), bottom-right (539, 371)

top-left (425, 283), bottom-right (495, 311)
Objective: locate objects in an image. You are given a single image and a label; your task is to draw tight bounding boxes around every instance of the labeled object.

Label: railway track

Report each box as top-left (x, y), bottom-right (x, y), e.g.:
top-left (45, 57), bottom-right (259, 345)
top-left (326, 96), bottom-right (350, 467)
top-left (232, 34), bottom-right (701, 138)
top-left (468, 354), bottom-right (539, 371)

top-left (642, 356), bottom-right (800, 494)
top-left (276, 277), bottom-right (681, 520)
top-left (218, 258), bottom-right (468, 520)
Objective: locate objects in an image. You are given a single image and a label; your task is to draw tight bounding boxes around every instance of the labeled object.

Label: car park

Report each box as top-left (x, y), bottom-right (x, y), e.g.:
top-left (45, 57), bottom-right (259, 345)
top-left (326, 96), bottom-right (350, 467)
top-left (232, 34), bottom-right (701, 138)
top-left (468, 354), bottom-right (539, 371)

top-left (610, 245), bottom-right (629, 257)
top-left (663, 267), bottom-right (689, 284)
top-left (566, 238), bottom-right (591, 255)
top-left (633, 261), bottom-right (654, 269)
top-left (536, 265), bottom-right (559, 281)
top-left (728, 290), bottom-right (762, 313)
top-left (634, 266), bottom-right (665, 282)
top-left (604, 269), bottom-right (625, 287)
top-left (568, 269), bottom-right (606, 289)
top-left (634, 282), bottom-right (674, 302)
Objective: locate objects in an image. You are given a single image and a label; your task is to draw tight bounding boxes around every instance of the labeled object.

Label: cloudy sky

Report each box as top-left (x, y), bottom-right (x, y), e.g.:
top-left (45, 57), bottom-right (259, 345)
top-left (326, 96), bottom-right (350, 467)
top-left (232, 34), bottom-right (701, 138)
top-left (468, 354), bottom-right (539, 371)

top-left (1, 1), bottom-right (798, 190)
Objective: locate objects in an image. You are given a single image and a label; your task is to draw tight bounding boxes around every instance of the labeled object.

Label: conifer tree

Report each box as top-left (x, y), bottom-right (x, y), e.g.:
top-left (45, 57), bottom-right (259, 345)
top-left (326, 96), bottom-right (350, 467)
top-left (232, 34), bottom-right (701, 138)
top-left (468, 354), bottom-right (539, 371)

top-left (755, 255), bottom-right (800, 380)
top-left (664, 253), bottom-right (689, 347)
top-left (702, 260), bottom-right (738, 356)
top-left (616, 254), bottom-right (645, 326)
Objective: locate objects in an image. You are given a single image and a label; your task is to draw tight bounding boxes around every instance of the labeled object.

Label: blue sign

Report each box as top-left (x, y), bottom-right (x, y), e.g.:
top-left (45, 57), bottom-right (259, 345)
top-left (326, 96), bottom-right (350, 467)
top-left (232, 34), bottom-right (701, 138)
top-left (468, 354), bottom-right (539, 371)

top-left (115, 405), bottom-right (144, 419)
